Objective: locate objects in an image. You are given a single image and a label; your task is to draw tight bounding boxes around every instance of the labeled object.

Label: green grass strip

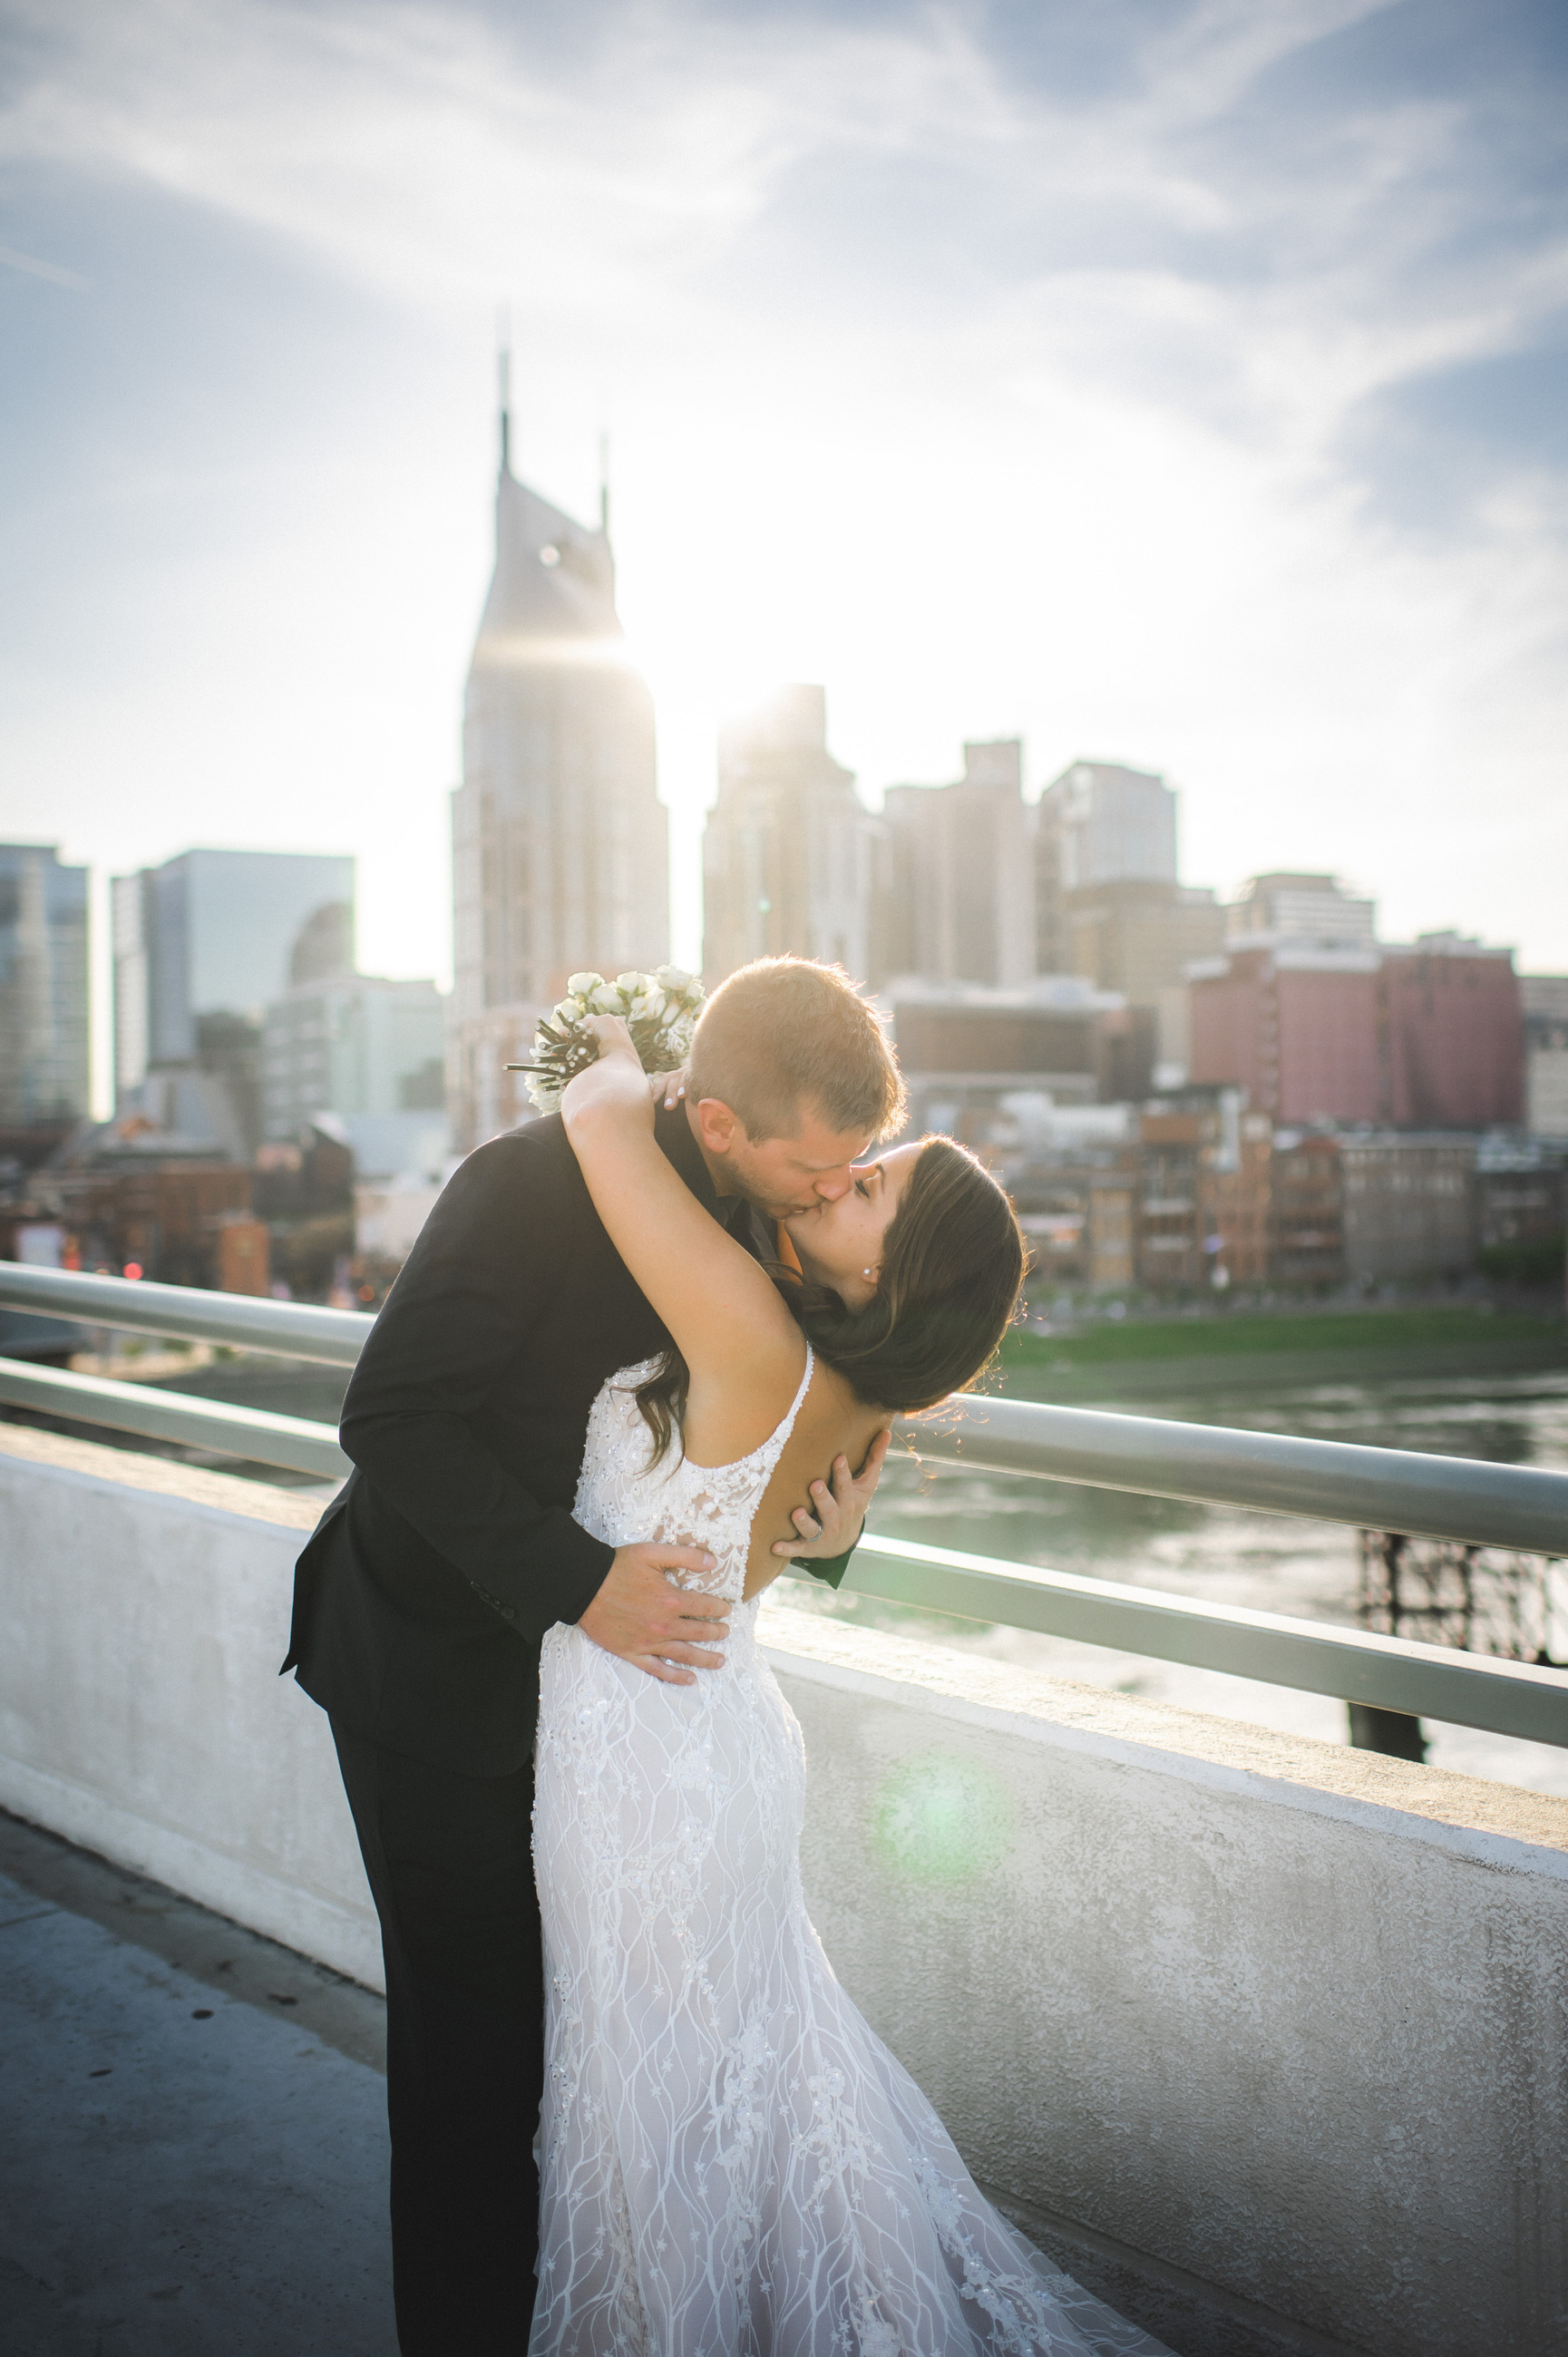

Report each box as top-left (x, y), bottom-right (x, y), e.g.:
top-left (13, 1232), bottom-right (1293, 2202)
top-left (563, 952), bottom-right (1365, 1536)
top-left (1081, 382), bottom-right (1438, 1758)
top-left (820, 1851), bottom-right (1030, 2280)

top-left (1002, 1305), bottom-right (1565, 1370)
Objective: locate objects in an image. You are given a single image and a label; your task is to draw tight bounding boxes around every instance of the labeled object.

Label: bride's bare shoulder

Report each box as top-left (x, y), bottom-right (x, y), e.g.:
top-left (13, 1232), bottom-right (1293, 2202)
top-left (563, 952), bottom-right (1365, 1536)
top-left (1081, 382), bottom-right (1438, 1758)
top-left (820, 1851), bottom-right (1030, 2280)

top-left (682, 1323), bottom-right (810, 1469)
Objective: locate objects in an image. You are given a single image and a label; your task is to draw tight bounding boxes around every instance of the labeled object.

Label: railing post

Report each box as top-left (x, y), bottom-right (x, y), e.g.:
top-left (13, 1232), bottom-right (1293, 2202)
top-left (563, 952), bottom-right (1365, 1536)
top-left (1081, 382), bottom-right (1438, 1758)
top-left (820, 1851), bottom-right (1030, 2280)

top-left (1347, 1705), bottom-right (1427, 1762)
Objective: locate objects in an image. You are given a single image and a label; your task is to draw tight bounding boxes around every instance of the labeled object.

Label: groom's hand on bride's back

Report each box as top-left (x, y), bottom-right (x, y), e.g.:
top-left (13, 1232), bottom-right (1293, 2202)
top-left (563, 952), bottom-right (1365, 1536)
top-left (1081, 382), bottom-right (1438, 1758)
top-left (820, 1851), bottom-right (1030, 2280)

top-left (579, 1544), bottom-right (729, 1685)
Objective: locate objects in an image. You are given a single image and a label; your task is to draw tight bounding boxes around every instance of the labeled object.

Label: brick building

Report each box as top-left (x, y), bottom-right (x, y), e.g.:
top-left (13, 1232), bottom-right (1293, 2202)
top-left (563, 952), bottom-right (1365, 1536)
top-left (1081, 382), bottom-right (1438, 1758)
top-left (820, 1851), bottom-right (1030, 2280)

top-left (1201, 1108), bottom-right (1277, 1287)
top-left (1131, 1096), bottom-right (1274, 1292)
top-left (1189, 947), bottom-right (1385, 1125)
top-left (1134, 1112), bottom-right (1208, 1290)
top-left (52, 1152), bottom-right (258, 1291)
top-left (1190, 880), bottom-right (1523, 1129)
top-left (1338, 1134), bottom-right (1477, 1282)
top-left (1379, 938), bottom-right (1524, 1128)
top-left (1086, 1173), bottom-right (1137, 1292)
top-left (1114, 1102), bottom-right (1480, 1296)
top-left (1269, 1135), bottom-right (1345, 1287)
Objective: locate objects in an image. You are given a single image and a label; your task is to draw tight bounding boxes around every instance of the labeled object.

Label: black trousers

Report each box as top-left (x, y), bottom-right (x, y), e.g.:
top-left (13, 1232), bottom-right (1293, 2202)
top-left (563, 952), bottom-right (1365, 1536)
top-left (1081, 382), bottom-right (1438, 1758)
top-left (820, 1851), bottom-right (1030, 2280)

top-left (332, 1720), bottom-right (542, 2355)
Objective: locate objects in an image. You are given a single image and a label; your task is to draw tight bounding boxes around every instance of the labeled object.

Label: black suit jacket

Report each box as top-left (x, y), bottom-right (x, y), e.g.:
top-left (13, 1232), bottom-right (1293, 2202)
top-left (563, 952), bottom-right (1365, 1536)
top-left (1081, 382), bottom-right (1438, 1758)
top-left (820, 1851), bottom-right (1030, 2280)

top-left (283, 1104), bottom-right (850, 1777)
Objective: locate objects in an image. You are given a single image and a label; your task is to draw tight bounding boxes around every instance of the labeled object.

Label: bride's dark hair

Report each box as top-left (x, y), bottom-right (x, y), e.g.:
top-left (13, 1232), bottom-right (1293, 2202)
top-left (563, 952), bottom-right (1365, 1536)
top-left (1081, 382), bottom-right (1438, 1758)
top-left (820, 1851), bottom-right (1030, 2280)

top-left (634, 1135), bottom-right (1027, 1461)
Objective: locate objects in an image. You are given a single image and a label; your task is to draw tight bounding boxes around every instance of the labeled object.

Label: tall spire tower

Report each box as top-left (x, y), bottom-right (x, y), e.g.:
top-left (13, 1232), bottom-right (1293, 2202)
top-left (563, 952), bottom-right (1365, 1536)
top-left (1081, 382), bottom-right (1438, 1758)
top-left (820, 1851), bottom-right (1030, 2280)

top-left (498, 341), bottom-right (511, 477)
top-left (449, 365), bottom-right (669, 1147)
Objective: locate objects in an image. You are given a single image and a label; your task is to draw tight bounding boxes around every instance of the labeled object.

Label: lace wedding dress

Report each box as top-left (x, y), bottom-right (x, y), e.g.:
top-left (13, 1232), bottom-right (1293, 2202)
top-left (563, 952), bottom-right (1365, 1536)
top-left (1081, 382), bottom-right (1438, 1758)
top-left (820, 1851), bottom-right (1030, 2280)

top-left (531, 1352), bottom-right (1173, 2356)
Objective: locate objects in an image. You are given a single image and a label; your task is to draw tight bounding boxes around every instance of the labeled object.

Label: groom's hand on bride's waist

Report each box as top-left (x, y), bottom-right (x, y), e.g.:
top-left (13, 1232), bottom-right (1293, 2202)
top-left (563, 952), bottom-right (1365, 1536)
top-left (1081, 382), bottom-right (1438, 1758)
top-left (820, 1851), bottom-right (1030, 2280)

top-left (578, 1544), bottom-right (729, 1685)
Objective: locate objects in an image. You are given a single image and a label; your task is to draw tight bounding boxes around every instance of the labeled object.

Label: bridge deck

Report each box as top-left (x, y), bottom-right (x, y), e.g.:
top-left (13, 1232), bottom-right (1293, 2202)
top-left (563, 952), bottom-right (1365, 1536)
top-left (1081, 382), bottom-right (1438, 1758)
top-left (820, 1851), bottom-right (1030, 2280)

top-left (0, 1811), bottom-right (394, 2355)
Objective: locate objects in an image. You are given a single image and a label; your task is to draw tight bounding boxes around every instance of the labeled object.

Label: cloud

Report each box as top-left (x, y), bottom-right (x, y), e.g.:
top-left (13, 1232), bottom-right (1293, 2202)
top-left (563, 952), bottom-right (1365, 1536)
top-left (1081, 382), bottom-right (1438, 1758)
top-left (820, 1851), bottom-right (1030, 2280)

top-left (0, 237), bottom-right (92, 287)
top-left (0, 0), bottom-right (1565, 1017)
top-left (7, 1), bottom-right (1563, 483)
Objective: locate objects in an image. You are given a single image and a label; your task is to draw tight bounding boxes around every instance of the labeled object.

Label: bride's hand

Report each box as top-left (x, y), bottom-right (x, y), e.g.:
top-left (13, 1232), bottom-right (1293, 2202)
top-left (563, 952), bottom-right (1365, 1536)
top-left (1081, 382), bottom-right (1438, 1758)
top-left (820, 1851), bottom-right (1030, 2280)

top-left (648, 1061), bottom-right (687, 1112)
top-left (561, 1016), bottom-right (654, 1127)
top-left (579, 1013), bottom-right (641, 1066)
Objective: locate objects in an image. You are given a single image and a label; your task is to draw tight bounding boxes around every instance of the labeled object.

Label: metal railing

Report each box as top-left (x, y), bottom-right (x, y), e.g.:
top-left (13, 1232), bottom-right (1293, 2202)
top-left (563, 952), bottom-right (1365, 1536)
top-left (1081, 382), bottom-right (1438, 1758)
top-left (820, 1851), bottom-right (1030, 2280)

top-left (3, 1261), bottom-right (1566, 1747)
top-left (0, 1263), bottom-right (367, 1366)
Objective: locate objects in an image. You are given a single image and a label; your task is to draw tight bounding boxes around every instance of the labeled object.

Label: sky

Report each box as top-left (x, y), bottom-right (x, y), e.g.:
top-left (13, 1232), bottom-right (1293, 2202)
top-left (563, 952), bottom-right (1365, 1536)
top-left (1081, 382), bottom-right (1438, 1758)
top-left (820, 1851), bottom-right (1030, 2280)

top-left (2, 0), bottom-right (1565, 1111)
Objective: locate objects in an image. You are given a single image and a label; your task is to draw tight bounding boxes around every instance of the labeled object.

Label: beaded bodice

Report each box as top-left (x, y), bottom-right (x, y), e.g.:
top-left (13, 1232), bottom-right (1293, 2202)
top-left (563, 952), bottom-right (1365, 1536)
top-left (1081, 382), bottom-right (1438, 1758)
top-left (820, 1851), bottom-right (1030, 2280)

top-left (572, 1348), bottom-right (814, 1606)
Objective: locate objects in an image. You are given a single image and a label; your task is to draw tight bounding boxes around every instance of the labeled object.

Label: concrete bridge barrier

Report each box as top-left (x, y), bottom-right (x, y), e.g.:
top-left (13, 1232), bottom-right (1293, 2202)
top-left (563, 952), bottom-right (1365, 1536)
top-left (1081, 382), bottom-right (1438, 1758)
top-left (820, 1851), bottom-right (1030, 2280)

top-left (2, 1419), bottom-right (1563, 2356)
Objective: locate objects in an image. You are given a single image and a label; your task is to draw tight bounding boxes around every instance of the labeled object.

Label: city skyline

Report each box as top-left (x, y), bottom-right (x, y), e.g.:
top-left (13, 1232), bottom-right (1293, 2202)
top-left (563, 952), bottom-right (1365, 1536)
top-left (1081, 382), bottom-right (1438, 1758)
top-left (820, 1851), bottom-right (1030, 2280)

top-left (3, 2), bottom-right (1566, 1122)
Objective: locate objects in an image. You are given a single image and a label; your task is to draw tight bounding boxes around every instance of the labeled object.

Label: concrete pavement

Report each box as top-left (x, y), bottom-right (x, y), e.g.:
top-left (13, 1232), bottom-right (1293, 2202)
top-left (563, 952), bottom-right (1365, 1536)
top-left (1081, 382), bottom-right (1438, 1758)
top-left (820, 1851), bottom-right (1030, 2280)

top-left (0, 1811), bottom-right (396, 2354)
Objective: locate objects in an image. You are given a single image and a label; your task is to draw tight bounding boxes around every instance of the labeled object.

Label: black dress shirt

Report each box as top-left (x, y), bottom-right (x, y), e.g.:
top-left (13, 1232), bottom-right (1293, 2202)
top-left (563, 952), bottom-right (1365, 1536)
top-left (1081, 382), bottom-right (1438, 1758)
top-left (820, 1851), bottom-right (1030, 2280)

top-left (284, 1104), bottom-right (851, 1777)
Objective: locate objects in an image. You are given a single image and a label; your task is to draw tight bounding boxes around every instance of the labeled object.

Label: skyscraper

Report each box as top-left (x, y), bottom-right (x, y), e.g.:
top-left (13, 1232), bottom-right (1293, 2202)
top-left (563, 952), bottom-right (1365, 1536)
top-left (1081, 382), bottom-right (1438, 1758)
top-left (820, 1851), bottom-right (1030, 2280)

top-left (702, 686), bottom-right (876, 983)
top-left (451, 365), bottom-right (668, 1147)
top-left (261, 974), bottom-right (447, 1140)
top-left (0, 842), bottom-right (89, 1127)
top-left (112, 847), bottom-right (355, 1154)
top-left (875, 741), bottom-right (1035, 989)
top-left (1037, 760), bottom-right (1177, 939)
top-left (1034, 759), bottom-right (1222, 1075)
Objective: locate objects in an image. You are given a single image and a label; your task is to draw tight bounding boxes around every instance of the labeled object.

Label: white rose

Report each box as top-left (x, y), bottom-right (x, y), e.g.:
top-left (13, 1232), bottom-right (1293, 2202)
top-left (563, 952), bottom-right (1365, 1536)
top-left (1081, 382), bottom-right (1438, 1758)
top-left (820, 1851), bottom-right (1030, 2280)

top-left (590, 982), bottom-right (622, 1013)
top-left (630, 988), bottom-right (667, 1021)
top-left (554, 997), bottom-right (584, 1023)
top-left (614, 970), bottom-right (647, 994)
top-left (653, 964), bottom-right (693, 994)
top-left (567, 972), bottom-right (603, 998)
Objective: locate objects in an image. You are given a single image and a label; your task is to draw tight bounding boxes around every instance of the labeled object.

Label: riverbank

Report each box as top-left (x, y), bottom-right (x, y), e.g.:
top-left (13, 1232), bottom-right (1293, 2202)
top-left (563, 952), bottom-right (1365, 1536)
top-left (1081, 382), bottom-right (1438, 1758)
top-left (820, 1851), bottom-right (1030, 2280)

top-left (1000, 1303), bottom-right (1568, 1402)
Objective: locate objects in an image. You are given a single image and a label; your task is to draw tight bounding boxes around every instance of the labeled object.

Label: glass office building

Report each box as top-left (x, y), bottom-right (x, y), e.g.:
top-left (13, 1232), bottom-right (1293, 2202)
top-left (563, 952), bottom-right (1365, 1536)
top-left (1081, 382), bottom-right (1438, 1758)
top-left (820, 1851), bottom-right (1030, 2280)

top-left (112, 848), bottom-right (355, 1152)
top-left (0, 842), bottom-right (90, 1126)
top-left (262, 973), bottom-right (447, 1138)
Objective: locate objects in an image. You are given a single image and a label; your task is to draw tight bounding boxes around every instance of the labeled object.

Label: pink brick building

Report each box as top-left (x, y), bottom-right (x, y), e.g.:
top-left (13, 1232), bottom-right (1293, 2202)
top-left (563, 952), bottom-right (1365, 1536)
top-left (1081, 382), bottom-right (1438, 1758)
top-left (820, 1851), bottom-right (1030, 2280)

top-left (1380, 938), bottom-right (1524, 1127)
top-left (1190, 893), bottom-right (1523, 1129)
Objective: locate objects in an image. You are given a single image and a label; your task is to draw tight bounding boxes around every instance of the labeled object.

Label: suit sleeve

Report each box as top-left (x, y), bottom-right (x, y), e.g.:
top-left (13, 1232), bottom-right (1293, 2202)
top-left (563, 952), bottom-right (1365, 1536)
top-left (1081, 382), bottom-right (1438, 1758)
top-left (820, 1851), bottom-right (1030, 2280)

top-left (337, 1127), bottom-right (614, 1644)
top-left (793, 1546), bottom-right (856, 1590)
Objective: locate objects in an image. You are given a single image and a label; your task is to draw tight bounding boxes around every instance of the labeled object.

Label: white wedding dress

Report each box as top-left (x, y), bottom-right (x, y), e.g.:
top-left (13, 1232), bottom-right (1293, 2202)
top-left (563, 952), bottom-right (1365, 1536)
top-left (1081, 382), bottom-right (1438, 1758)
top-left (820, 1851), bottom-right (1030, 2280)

top-left (531, 1352), bottom-right (1172, 2356)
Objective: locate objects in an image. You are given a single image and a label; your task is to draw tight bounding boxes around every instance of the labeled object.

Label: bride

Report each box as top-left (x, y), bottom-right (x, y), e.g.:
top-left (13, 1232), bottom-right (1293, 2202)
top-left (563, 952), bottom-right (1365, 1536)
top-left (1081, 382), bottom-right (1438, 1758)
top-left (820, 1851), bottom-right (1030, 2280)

top-left (531, 1014), bottom-right (1172, 2356)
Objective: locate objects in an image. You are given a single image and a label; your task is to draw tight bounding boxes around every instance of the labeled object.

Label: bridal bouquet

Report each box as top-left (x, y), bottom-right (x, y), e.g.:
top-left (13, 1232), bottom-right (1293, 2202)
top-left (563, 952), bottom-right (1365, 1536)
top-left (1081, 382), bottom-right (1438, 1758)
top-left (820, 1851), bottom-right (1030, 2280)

top-left (509, 968), bottom-right (705, 1114)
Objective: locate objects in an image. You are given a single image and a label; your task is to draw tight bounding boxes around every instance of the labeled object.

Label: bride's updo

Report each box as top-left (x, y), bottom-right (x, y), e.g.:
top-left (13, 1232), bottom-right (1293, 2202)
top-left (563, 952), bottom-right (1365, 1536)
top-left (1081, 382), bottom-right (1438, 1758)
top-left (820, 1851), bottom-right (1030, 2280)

top-left (636, 1135), bottom-right (1026, 1456)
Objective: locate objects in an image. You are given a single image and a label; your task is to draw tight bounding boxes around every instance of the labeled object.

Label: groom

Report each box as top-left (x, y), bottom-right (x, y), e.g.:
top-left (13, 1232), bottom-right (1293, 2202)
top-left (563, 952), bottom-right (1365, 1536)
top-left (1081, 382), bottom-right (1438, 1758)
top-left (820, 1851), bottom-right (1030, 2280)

top-left (283, 957), bottom-right (905, 2354)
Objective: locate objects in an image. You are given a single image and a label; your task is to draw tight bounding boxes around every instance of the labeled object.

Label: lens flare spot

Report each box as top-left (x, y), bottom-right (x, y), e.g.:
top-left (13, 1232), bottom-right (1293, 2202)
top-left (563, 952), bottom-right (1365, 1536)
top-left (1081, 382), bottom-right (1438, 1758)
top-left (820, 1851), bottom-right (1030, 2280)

top-left (871, 1753), bottom-right (1013, 1886)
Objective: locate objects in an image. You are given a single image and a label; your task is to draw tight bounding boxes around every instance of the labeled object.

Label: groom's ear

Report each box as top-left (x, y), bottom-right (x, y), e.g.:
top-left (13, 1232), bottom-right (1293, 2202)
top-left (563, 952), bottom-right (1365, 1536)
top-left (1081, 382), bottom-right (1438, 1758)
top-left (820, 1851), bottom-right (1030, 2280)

top-left (692, 1097), bottom-right (742, 1155)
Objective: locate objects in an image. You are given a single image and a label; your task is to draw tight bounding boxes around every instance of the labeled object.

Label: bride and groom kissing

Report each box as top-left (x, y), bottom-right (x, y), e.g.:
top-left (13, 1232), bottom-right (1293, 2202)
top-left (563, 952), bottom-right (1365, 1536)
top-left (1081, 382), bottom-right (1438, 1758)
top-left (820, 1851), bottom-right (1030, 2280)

top-left (285, 957), bottom-right (1171, 2356)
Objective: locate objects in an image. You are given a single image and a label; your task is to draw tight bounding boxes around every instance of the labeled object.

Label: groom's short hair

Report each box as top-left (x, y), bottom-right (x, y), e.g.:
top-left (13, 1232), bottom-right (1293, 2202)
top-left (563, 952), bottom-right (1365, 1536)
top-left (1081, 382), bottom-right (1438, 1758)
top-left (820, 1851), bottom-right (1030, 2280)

top-left (687, 959), bottom-right (906, 1144)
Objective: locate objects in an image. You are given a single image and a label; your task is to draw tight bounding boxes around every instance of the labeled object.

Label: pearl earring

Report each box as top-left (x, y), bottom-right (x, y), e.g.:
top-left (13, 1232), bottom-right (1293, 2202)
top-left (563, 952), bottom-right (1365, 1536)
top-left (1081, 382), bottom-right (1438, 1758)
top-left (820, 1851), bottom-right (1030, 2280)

top-left (862, 1267), bottom-right (874, 1279)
